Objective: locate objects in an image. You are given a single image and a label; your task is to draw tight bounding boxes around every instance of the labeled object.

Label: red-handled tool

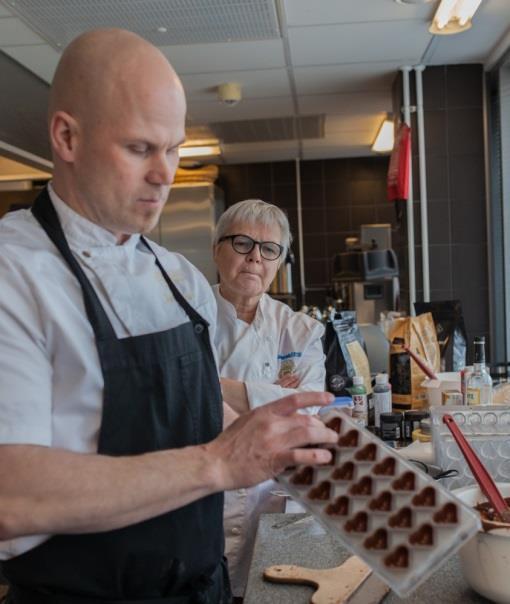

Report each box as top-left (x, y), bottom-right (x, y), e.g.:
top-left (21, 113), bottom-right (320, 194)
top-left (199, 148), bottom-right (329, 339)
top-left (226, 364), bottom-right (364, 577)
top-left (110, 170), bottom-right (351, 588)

top-left (403, 345), bottom-right (438, 380)
top-left (443, 413), bottom-right (510, 523)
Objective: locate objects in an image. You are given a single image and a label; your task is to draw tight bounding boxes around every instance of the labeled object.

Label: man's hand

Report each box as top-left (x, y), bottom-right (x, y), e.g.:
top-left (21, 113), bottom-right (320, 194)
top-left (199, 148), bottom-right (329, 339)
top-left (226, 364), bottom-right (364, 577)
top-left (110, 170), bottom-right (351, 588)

top-left (274, 373), bottom-right (301, 389)
top-left (206, 391), bottom-right (337, 491)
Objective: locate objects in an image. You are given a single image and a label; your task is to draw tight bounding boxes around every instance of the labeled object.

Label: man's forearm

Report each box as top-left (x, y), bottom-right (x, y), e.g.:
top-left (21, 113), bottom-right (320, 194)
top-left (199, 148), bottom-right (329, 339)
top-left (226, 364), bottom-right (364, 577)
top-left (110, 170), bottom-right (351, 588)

top-left (0, 444), bottom-right (223, 538)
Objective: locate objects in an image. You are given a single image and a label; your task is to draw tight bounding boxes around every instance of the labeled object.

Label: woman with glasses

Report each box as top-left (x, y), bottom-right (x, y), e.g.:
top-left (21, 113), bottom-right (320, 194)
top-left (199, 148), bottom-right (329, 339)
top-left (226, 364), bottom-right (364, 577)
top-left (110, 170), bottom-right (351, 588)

top-left (212, 199), bottom-right (326, 600)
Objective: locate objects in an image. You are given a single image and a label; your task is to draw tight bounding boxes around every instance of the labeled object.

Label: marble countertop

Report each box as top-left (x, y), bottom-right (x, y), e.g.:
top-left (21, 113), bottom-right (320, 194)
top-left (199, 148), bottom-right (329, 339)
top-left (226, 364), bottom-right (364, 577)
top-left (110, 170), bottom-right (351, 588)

top-left (244, 513), bottom-right (490, 604)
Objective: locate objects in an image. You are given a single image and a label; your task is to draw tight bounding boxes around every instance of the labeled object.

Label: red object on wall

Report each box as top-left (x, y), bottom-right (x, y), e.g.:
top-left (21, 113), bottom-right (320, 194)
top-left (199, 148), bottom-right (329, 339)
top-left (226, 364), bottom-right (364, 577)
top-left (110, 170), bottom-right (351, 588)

top-left (387, 123), bottom-right (411, 202)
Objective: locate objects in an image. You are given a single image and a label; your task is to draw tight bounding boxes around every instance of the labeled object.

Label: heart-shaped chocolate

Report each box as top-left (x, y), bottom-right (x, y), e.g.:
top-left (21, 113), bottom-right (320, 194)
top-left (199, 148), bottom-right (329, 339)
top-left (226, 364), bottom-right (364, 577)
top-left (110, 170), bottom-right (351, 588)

top-left (354, 443), bottom-right (377, 462)
top-left (349, 476), bottom-right (373, 496)
top-left (412, 486), bottom-right (436, 507)
top-left (373, 457), bottom-right (396, 476)
top-left (338, 429), bottom-right (359, 448)
top-left (369, 490), bottom-right (392, 512)
top-left (326, 416), bottom-right (343, 433)
top-left (388, 506), bottom-right (413, 529)
top-left (409, 523), bottom-right (434, 546)
top-left (433, 502), bottom-right (458, 524)
top-left (364, 528), bottom-right (388, 550)
top-left (325, 495), bottom-right (350, 517)
top-left (344, 511), bottom-right (368, 533)
top-left (290, 466), bottom-right (314, 486)
top-left (384, 546), bottom-right (409, 569)
top-left (392, 471), bottom-right (416, 491)
top-left (308, 481), bottom-right (331, 501)
top-left (331, 461), bottom-right (355, 481)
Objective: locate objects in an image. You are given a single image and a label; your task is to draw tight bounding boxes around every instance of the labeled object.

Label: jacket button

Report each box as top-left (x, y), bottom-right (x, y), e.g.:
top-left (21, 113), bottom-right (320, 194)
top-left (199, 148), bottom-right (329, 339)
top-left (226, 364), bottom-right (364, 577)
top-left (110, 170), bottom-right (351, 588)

top-left (194, 323), bottom-right (204, 334)
top-left (231, 527), bottom-right (241, 536)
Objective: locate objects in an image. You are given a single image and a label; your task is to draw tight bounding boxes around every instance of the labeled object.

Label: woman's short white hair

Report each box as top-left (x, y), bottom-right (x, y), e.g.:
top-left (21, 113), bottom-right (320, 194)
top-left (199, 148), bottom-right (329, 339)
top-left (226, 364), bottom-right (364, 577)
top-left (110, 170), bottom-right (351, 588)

top-left (214, 199), bottom-right (292, 262)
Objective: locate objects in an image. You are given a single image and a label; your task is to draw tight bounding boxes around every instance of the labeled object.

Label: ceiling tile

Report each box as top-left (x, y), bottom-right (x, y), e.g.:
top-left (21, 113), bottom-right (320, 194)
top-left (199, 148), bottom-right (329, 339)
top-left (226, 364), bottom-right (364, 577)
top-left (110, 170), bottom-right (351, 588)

top-left (181, 68), bottom-right (291, 100)
top-left (0, 17), bottom-right (46, 46)
top-left (299, 91), bottom-right (393, 116)
top-left (288, 20), bottom-right (431, 66)
top-left (160, 39), bottom-right (286, 75)
top-left (326, 114), bottom-right (385, 134)
top-left (2, 44), bottom-right (60, 83)
top-left (283, 0), bottom-right (435, 27)
top-left (222, 139), bottom-right (299, 164)
top-left (294, 61), bottom-right (406, 95)
top-left (187, 96), bottom-right (294, 123)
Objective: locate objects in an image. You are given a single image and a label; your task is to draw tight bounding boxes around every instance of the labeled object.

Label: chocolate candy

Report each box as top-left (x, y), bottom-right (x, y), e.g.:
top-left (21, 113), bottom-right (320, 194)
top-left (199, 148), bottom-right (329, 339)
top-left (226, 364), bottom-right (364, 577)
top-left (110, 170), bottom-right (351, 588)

top-left (349, 476), bottom-right (373, 497)
top-left (291, 466), bottom-right (314, 486)
top-left (325, 495), bottom-right (350, 517)
top-left (369, 491), bottom-right (393, 512)
top-left (331, 461), bottom-right (355, 481)
top-left (384, 546), bottom-right (409, 569)
top-left (373, 457), bottom-right (396, 477)
top-left (409, 524), bottom-right (434, 547)
top-left (389, 507), bottom-right (413, 529)
top-left (412, 487), bottom-right (436, 507)
top-left (344, 511), bottom-right (368, 533)
top-left (364, 528), bottom-right (388, 550)
top-left (308, 481), bottom-right (331, 501)
top-left (392, 471), bottom-right (416, 492)
top-left (354, 443), bottom-right (378, 462)
top-left (338, 429), bottom-right (359, 448)
top-left (433, 503), bottom-right (458, 524)
top-left (326, 416), bottom-right (343, 433)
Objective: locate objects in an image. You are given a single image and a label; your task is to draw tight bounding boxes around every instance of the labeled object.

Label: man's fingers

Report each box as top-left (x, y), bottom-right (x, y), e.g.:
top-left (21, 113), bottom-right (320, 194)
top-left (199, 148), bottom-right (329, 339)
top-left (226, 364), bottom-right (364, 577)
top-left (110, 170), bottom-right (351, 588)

top-left (267, 391), bottom-right (334, 417)
top-left (272, 448), bottom-right (333, 475)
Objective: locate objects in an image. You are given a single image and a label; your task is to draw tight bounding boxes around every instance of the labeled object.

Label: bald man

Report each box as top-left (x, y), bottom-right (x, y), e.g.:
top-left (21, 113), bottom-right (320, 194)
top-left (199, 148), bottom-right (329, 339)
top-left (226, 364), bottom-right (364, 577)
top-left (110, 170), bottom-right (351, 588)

top-left (0, 28), bottom-right (336, 604)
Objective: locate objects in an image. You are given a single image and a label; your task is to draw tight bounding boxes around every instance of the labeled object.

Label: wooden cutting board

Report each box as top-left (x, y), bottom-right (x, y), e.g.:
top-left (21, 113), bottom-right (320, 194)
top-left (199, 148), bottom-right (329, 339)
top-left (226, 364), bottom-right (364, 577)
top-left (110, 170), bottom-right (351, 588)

top-left (264, 555), bottom-right (390, 604)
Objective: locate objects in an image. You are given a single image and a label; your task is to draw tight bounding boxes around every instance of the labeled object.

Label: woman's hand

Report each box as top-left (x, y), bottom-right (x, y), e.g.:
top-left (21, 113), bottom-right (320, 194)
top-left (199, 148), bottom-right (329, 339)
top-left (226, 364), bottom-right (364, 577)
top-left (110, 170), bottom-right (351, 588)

top-left (274, 373), bottom-right (301, 389)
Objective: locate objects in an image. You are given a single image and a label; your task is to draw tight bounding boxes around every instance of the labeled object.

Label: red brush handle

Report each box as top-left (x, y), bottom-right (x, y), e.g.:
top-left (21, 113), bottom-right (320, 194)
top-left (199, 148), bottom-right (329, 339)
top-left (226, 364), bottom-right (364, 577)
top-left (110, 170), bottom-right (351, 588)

top-left (443, 414), bottom-right (508, 517)
top-left (403, 345), bottom-right (438, 380)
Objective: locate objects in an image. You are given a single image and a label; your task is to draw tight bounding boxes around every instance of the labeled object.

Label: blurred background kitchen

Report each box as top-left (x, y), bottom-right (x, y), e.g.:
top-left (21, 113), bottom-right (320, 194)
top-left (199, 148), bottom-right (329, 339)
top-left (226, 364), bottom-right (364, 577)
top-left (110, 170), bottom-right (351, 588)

top-left (0, 0), bottom-right (508, 365)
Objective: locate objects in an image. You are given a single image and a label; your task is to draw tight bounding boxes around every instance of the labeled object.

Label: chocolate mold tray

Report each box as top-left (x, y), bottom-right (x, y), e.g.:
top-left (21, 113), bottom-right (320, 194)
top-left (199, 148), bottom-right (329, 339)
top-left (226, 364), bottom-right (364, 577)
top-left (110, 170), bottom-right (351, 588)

top-left (277, 409), bottom-right (481, 597)
top-left (431, 405), bottom-right (510, 490)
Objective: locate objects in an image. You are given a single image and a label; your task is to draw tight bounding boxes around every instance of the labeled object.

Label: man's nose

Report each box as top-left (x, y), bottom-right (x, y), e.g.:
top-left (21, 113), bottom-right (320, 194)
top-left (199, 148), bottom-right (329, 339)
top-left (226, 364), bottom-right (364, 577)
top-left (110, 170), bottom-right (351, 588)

top-left (147, 153), bottom-right (177, 185)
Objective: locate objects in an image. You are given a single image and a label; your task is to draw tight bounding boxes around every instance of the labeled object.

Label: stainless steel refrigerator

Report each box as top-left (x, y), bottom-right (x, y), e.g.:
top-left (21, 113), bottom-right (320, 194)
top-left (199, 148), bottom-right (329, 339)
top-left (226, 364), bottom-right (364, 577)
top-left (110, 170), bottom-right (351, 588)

top-left (151, 183), bottom-right (224, 284)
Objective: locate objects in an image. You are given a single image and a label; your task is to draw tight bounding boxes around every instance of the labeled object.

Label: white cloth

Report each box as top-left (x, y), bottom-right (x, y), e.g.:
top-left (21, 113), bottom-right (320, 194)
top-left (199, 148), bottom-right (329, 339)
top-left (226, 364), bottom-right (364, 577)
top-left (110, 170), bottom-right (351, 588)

top-left (0, 184), bottom-right (217, 559)
top-left (213, 285), bottom-right (326, 597)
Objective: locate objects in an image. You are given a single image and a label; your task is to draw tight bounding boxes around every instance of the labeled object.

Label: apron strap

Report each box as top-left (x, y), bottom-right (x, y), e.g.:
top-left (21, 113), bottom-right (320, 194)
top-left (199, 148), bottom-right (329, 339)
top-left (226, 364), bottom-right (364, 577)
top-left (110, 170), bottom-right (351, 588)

top-left (31, 189), bottom-right (117, 342)
top-left (140, 237), bottom-right (209, 329)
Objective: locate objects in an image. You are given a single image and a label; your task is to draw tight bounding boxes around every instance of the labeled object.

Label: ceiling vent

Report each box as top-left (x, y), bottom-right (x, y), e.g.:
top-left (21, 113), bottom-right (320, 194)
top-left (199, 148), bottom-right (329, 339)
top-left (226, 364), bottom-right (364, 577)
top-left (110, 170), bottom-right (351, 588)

top-left (210, 115), bottom-right (325, 144)
top-left (6, 0), bottom-right (281, 49)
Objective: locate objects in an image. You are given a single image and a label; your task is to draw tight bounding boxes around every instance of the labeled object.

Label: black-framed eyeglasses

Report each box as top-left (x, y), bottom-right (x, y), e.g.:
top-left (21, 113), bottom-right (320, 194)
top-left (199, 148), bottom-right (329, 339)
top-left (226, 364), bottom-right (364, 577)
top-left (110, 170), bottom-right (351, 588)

top-left (218, 234), bottom-right (284, 261)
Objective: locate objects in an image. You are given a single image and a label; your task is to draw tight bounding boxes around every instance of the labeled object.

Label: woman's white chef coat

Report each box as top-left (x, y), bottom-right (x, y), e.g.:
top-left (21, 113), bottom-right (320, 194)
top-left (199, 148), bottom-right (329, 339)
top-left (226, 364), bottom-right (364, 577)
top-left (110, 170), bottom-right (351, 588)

top-left (0, 184), bottom-right (218, 560)
top-left (212, 285), bottom-right (326, 597)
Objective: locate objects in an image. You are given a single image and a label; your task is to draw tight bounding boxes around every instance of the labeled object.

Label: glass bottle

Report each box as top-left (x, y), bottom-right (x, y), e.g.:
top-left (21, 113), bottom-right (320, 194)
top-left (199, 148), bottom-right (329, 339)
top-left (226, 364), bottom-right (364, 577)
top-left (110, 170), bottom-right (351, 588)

top-left (466, 336), bottom-right (492, 406)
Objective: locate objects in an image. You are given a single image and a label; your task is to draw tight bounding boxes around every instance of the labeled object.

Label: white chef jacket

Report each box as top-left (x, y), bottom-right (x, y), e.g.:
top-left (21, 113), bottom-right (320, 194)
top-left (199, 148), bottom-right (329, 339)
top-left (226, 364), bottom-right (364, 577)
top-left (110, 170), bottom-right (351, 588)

top-left (0, 184), bottom-right (218, 560)
top-left (213, 285), bottom-right (326, 597)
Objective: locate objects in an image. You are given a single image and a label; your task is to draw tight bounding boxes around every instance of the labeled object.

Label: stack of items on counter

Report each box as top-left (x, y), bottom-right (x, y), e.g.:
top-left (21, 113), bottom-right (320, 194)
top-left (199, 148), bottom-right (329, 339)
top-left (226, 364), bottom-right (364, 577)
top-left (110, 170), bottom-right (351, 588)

top-left (322, 307), bottom-right (500, 450)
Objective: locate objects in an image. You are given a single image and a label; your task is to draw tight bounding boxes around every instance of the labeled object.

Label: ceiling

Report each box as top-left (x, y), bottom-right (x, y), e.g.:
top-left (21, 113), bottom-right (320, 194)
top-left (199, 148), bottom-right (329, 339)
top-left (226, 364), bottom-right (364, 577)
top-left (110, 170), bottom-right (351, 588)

top-left (0, 0), bottom-right (510, 165)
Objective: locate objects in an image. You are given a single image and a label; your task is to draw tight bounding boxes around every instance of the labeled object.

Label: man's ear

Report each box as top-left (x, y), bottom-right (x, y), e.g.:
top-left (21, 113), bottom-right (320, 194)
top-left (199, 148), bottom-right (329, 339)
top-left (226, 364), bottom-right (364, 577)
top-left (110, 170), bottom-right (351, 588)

top-left (49, 111), bottom-right (79, 162)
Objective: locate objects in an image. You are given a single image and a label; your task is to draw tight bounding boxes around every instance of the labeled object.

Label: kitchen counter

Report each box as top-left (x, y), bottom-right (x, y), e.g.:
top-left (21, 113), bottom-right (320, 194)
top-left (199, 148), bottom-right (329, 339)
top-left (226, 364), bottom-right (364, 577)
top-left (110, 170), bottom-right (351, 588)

top-left (244, 514), bottom-right (490, 603)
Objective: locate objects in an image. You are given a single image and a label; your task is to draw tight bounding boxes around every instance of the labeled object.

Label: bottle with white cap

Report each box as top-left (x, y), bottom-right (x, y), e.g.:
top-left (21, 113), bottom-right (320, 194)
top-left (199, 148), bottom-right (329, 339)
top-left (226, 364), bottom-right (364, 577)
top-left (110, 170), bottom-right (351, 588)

top-left (351, 375), bottom-right (368, 427)
top-left (373, 373), bottom-right (392, 432)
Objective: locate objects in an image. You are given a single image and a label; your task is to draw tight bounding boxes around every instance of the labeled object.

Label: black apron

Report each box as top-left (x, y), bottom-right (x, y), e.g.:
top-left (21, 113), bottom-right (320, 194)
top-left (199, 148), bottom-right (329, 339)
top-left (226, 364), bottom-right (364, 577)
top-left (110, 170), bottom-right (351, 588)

top-left (2, 188), bottom-right (230, 604)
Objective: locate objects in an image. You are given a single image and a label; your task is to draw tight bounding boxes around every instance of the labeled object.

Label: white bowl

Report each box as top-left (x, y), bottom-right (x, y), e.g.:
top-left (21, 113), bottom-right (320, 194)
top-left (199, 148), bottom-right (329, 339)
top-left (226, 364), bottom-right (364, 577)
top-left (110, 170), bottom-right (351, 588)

top-left (453, 483), bottom-right (510, 603)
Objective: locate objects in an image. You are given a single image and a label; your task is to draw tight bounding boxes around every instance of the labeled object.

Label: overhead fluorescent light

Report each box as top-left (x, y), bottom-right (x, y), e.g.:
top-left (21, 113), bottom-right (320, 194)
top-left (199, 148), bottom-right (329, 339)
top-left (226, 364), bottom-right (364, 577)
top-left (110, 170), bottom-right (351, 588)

top-left (372, 118), bottom-right (394, 153)
top-left (429, 0), bottom-right (483, 35)
top-left (178, 145), bottom-right (221, 158)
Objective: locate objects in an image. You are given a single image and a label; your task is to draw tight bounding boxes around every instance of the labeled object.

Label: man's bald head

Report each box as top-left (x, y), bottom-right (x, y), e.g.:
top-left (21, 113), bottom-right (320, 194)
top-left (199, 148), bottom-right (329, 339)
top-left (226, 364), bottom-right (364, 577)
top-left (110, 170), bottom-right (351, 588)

top-left (48, 28), bottom-right (184, 128)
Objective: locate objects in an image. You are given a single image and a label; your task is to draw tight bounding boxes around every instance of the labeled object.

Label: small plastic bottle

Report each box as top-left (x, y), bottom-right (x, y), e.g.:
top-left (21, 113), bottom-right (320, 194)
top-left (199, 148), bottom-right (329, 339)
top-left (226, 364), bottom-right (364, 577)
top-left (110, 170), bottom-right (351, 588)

top-left (373, 373), bottom-right (392, 432)
top-left (351, 376), bottom-right (368, 427)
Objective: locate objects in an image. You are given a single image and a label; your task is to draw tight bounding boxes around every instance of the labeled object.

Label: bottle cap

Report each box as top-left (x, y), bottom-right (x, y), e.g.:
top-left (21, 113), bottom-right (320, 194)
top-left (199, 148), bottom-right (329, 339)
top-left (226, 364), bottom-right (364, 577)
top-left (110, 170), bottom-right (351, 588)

top-left (353, 375), bottom-right (364, 386)
top-left (376, 373), bottom-right (389, 385)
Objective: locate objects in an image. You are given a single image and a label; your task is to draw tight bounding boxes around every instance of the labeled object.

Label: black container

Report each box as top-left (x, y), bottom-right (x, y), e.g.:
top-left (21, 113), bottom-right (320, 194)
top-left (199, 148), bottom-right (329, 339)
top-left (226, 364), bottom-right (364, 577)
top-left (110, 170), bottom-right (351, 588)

top-left (380, 412), bottom-right (403, 443)
top-left (403, 410), bottom-right (430, 443)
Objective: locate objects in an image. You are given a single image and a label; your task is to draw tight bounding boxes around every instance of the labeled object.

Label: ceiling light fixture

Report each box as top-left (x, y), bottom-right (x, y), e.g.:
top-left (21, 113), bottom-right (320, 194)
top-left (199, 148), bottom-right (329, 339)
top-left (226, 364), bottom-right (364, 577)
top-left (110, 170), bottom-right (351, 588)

top-left (178, 145), bottom-right (221, 158)
top-left (372, 118), bottom-right (395, 154)
top-left (429, 0), bottom-right (483, 35)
